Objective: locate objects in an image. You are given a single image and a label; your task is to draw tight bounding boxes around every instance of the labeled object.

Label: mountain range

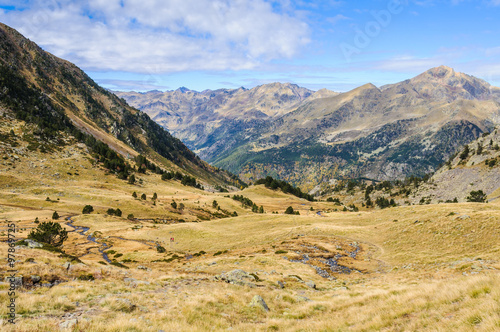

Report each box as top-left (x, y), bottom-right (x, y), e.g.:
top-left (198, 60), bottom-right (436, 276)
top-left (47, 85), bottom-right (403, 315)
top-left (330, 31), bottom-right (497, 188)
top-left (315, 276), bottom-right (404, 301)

top-left (117, 66), bottom-right (500, 191)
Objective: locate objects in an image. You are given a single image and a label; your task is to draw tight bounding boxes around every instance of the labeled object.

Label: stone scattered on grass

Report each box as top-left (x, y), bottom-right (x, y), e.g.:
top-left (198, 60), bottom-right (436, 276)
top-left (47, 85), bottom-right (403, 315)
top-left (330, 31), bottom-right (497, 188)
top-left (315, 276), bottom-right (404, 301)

top-left (215, 269), bottom-right (257, 287)
top-left (306, 280), bottom-right (316, 289)
top-left (249, 295), bottom-right (269, 311)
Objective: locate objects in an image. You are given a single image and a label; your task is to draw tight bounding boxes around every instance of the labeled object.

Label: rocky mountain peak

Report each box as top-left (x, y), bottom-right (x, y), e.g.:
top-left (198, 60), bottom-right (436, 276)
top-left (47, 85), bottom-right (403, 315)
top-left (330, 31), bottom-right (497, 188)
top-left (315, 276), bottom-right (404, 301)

top-left (406, 66), bottom-right (493, 101)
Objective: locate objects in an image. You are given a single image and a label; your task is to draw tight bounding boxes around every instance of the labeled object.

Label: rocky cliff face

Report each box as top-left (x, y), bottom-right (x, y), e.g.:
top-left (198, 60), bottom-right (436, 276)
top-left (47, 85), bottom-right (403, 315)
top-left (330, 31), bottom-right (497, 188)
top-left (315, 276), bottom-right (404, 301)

top-left (412, 128), bottom-right (500, 203)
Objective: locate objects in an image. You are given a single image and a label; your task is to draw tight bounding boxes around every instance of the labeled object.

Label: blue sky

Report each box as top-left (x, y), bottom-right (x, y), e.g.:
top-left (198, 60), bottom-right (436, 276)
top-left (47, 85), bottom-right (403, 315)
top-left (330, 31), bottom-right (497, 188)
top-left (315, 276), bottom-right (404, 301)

top-left (1, 0), bottom-right (500, 92)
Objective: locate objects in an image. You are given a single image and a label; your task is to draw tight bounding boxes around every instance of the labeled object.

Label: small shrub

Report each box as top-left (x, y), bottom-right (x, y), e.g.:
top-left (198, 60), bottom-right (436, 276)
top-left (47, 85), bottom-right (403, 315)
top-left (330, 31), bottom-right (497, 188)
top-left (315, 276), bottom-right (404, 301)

top-left (78, 273), bottom-right (95, 281)
top-left (82, 205), bottom-right (94, 214)
top-left (466, 190), bottom-right (487, 203)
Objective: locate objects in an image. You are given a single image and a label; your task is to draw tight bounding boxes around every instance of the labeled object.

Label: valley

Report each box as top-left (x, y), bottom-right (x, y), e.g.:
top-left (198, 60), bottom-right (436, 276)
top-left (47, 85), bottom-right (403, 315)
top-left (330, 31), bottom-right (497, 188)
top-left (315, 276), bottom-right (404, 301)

top-left (0, 21), bottom-right (499, 332)
top-left (1, 142), bottom-right (499, 331)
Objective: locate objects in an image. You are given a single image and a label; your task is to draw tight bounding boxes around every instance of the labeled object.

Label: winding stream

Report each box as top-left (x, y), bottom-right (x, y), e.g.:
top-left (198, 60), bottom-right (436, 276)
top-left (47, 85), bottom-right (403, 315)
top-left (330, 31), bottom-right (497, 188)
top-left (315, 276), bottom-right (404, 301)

top-left (65, 217), bottom-right (111, 263)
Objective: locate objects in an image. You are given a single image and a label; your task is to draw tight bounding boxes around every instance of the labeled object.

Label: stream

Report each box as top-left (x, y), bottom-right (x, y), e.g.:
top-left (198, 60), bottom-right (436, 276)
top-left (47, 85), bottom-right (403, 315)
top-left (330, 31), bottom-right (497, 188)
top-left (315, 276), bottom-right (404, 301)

top-left (65, 217), bottom-right (111, 263)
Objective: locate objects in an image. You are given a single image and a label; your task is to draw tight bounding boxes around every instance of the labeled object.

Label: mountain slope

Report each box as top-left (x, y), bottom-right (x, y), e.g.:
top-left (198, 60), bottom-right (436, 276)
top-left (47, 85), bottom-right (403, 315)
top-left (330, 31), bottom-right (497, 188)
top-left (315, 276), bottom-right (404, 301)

top-left (413, 127), bottom-right (500, 203)
top-left (115, 83), bottom-right (336, 160)
top-left (119, 66), bottom-right (500, 191)
top-left (0, 23), bottom-right (240, 187)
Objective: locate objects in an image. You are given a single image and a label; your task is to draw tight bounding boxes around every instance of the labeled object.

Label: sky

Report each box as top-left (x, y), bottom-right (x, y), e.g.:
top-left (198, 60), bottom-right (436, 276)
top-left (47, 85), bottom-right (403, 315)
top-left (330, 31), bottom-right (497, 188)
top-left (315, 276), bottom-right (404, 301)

top-left (1, 0), bottom-right (500, 92)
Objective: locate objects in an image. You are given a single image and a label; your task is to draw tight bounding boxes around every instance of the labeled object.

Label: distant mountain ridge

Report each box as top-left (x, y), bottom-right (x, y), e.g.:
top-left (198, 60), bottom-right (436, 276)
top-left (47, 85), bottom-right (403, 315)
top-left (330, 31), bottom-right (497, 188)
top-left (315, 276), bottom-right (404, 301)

top-left (117, 66), bottom-right (500, 191)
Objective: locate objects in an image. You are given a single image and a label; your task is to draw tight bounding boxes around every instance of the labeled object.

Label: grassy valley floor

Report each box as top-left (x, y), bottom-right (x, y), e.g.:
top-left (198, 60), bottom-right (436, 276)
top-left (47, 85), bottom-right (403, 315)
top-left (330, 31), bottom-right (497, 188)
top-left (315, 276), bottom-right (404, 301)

top-left (0, 141), bottom-right (499, 331)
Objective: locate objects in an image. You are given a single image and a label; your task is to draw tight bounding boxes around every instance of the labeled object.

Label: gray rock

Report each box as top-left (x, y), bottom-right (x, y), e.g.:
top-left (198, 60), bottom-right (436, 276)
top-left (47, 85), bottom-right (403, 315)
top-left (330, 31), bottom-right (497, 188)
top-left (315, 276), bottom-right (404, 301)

top-left (305, 280), bottom-right (316, 289)
top-left (457, 215), bottom-right (471, 220)
top-left (137, 266), bottom-right (150, 271)
top-left (124, 278), bottom-right (137, 283)
top-left (24, 239), bottom-right (43, 248)
top-left (31, 275), bottom-right (41, 284)
top-left (59, 319), bottom-right (77, 330)
top-left (277, 281), bottom-right (285, 289)
top-left (287, 275), bottom-right (303, 282)
top-left (296, 295), bottom-right (311, 302)
top-left (216, 269), bottom-right (256, 287)
top-left (249, 295), bottom-right (269, 311)
top-left (4, 276), bottom-right (23, 288)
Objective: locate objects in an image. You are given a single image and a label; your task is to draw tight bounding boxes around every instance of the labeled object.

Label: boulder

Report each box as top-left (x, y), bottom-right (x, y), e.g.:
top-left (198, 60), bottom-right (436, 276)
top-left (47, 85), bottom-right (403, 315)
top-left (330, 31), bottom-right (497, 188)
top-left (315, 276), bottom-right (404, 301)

top-left (25, 239), bottom-right (43, 248)
top-left (4, 276), bottom-right (23, 288)
top-left (249, 295), bottom-right (269, 311)
top-left (305, 280), bottom-right (316, 289)
top-left (31, 275), bottom-right (41, 284)
top-left (59, 319), bottom-right (77, 330)
top-left (216, 269), bottom-right (256, 287)
top-left (296, 295), bottom-right (311, 302)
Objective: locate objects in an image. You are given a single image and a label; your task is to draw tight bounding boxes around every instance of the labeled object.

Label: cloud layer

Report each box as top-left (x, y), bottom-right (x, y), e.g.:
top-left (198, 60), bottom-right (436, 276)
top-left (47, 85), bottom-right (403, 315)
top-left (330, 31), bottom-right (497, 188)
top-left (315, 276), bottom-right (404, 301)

top-left (0, 0), bottom-right (310, 73)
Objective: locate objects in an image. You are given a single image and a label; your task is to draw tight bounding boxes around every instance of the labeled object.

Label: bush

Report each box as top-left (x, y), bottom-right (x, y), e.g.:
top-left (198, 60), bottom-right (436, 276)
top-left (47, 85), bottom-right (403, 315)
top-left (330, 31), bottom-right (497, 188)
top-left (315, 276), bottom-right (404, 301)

top-left (157, 245), bottom-right (166, 253)
top-left (28, 221), bottom-right (68, 247)
top-left (107, 208), bottom-right (122, 217)
top-left (82, 205), bottom-right (94, 214)
top-left (459, 145), bottom-right (470, 160)
top-left (77, 273), bottom-right (95, 281)
top-left (284, 206), bottom-right (295, 215)
top-left (128, 174), bottom-right (136, 184)
top-left (52, 211), bottom-right (59, 220)
top-left (132, 191), bottom-right (137, 198)
top-left (141, 193), bottom-right (146, 200)
top-left (466, 190), bottom-right (487, 203)
top-left (127, 214), bottom-right (135, 220)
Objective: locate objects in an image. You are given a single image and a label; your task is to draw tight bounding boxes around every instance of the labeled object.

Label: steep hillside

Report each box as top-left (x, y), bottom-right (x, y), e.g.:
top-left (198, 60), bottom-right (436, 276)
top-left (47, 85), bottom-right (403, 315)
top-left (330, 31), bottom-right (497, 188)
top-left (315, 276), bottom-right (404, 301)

top-left (413, 128), bottom-right (500, 203)
top-left (120, 66), bottom-right (500, 191)
top-left (115, 84), bottom-right (336, 162)
top-left (0, 23), bottom-right (240, 187)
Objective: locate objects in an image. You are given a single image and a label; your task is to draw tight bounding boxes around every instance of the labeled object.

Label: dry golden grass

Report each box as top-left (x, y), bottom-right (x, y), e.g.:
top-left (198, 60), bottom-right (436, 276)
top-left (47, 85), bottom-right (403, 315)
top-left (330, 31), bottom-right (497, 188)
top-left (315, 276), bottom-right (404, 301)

top-left (1, 138), bottom-right (500, 331)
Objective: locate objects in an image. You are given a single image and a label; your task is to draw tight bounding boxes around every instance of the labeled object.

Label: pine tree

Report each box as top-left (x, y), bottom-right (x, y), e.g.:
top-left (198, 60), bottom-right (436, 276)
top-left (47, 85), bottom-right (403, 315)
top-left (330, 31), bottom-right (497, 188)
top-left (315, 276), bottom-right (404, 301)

top-left (28, 221), bottom-right (67, 246)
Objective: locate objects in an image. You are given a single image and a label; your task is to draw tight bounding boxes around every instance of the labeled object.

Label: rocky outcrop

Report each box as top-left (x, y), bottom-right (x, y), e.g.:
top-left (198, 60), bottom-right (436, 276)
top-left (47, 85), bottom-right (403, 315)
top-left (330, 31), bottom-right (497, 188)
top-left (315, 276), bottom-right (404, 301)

top-left (214, 269), bottom-right (257, 287)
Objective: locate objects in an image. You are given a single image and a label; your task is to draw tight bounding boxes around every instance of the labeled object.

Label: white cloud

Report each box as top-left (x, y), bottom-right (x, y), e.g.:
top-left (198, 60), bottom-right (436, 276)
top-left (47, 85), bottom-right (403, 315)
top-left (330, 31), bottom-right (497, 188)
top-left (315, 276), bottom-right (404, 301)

top-left (0, 0), bottom-right (310, 73)
top-left (375, 55), bottom-right (446, 72)
top-left (327, 14), bottom-right (350, 25)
